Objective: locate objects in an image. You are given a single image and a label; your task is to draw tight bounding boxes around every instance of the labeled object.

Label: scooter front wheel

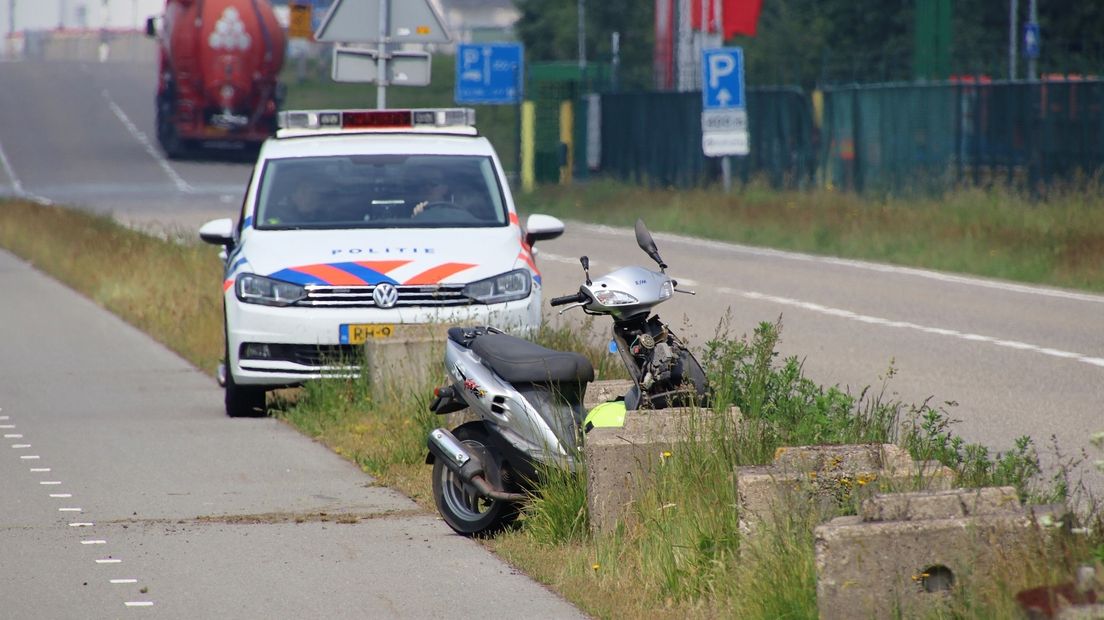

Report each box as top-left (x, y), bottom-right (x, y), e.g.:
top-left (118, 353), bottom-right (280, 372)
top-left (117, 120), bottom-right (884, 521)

top-left (432, 424), bottom-right (519, 536)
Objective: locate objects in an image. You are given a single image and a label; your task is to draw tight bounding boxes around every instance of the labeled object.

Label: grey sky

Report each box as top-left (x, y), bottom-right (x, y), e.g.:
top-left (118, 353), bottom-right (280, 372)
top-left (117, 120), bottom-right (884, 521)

top-left (2, 0), bottom-right (167, 34)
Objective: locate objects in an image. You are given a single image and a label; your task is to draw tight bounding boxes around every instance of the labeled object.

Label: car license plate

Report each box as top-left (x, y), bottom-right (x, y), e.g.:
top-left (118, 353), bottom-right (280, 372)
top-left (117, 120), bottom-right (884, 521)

top-left (340, 323), bottom-right (395, 344)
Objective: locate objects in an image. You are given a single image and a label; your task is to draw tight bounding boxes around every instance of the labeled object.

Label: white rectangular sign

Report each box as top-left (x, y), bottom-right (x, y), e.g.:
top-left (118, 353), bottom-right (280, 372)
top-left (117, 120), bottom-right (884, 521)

top-left (702, 131), bottom-right (749, 157)
top-left (332, 48), bottom-right (431, 85)
top-left (701, 109), bottom-right (747, 133)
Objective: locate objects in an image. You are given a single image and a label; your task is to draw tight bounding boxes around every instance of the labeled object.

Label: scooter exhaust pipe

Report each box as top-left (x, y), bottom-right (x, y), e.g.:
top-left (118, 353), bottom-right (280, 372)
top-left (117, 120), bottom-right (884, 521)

top-left (427, 428), bottom-right (526, 502)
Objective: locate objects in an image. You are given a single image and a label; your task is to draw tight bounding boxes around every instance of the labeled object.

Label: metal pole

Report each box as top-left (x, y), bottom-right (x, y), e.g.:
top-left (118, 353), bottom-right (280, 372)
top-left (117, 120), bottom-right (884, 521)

top-left (376, 0), bottom-right (388, 109)
top-left (577, 0), bottom-right (585, 71)
top-left (9, 0), bottom-right (14, 35)
top-left (1008, 0), bottom-right (1018, 80)
top-left (1026, 0), bottom-right (1037, 80)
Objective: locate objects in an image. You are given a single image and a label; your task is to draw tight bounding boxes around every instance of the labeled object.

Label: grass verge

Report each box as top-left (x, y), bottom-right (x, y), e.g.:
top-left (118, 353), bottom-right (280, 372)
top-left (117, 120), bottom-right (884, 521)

top-left (2, 198), bottom-right (1101, 618)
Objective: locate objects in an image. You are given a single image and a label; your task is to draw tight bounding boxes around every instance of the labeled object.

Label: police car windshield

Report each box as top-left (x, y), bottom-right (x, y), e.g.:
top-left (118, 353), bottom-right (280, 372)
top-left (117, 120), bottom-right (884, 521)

top-left (254, 154), bottom-right (507, 230)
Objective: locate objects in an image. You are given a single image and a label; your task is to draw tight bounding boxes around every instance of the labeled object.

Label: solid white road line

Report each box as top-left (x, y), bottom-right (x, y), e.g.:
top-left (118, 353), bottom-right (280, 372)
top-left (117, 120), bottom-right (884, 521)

top-left (577, 222), bottom-right (1104, 305)
top-left (721, 287), bottom-right (1104, 369)
top-left (101, 89), bottom-right (193, 193)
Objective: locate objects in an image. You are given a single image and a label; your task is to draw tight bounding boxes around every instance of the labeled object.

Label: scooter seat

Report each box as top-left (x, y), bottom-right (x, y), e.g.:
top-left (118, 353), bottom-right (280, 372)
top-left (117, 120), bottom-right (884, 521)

top-left (468, 332), bottom-right (594, 385)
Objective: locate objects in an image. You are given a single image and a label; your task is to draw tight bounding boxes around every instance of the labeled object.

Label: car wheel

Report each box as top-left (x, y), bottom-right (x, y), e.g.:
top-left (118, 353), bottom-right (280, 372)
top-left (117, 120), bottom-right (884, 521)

top-left (224, 323), bottom-right (266, 418)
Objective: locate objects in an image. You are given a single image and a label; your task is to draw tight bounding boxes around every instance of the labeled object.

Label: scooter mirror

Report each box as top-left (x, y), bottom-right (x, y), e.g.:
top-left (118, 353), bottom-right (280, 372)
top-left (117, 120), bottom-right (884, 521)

top-left (635, 218), bottom-right (667, 270)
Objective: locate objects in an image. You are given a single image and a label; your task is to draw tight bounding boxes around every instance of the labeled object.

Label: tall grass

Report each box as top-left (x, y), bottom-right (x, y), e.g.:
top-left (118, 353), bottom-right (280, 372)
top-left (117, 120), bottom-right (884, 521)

top-left (0, 199), bottom-right (224, 373)
top-left (526, 180), bottom-right (1104, 293)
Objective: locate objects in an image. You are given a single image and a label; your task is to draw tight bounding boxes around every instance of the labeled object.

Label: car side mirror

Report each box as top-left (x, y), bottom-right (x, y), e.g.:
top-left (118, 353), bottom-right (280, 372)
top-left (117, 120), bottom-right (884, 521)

top-left (524, 213), bottom-right (564, 246)
top-left (145, 16), bottom-right (160, 38)
top-left (199, 218), bottom-right (235, 248)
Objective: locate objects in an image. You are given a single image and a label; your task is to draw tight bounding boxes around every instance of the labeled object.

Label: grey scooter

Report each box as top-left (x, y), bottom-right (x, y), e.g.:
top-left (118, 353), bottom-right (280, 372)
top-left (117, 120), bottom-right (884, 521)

top-left (425, 219), bottom-right (710, 535)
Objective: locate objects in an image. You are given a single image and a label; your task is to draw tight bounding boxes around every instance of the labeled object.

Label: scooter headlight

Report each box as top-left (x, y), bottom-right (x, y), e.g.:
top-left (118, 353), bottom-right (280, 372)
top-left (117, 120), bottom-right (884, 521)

top-left (593, 289), bottom-right (639, 306)
top-left (462, 269), bottom-right (532, 304)
top-left (659, 280), bottom-right (673, 299)
top-left (236, 273), bottom-right (307, 306)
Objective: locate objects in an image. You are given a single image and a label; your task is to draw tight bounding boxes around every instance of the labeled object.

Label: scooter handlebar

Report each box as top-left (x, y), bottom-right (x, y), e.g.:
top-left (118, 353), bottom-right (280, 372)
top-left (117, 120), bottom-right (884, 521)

top-left (550, 292), bottom-right (588, 307)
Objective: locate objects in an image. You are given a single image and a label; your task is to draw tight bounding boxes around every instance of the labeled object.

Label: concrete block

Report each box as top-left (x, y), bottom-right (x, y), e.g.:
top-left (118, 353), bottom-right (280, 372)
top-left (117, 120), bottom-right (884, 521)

top-left (584, 406), bottom-right (741, 534)
top-left (583, 379), bottom-right (635, 410)
top-left (815, 487), bottom-right (1064, 620)
top-left (735, 444), bottom-right (955, 528)
top-left (363, 324), bottom-right (451, 391)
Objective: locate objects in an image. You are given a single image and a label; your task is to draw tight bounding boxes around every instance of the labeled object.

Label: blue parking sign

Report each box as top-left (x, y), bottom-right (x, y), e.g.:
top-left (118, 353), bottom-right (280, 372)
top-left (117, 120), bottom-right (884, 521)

top-left (701, 48), bottom-right (745, 110)
top-left (455, 43), bottom-right (524, 105)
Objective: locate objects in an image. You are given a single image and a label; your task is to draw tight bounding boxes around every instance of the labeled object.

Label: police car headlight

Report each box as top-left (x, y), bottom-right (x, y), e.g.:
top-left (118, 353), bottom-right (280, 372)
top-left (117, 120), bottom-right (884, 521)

top-left (462, 269), bottom-right (532, 304)
top-left (236, 274), bottom-right (307, 306)
top-left (593, 289), bottom-right (639, 306)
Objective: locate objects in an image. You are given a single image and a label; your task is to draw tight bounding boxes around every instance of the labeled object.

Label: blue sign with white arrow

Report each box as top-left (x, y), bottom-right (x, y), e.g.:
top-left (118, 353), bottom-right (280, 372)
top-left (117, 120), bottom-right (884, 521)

top-left (455, 43), bottom-right (524, 105)
top-left (1023, 22), bottom-right (1041, 60)
top-left (702, 47), bottom-right (745, 110)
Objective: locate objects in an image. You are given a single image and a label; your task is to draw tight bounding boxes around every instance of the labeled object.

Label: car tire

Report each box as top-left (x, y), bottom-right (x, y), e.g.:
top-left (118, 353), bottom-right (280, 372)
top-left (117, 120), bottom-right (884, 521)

top-left (224, 322), bottom-right (266, 418)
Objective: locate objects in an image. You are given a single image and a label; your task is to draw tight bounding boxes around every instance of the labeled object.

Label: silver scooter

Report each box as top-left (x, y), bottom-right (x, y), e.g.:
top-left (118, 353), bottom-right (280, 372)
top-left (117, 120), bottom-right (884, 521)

top-left (425, 219), bottom-right (709, 535)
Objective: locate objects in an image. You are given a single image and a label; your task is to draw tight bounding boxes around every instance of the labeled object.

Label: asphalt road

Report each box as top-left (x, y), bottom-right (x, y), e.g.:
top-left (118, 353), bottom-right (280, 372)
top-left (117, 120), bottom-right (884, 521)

top-left (0, 60), bottom-right (584, 618)
top-left (0, 56), bottom-right (1101, 614)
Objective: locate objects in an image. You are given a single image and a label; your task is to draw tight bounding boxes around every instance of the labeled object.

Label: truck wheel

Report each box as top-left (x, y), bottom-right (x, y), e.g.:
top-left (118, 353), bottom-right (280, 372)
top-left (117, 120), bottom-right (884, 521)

top-left (156, 98), bottom-right (187, 159)
top-left (431, 424), bottom-right (519, 536)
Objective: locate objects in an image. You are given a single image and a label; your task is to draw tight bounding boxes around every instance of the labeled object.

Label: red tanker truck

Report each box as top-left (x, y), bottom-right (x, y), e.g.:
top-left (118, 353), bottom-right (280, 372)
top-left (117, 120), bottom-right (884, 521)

top-left (146, 0), bottom-right (286, 158)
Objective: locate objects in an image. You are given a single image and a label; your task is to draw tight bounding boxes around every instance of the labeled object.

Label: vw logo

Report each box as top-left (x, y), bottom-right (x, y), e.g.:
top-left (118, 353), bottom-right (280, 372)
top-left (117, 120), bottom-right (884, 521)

top-left (372, 283), bottom-right (399, 309)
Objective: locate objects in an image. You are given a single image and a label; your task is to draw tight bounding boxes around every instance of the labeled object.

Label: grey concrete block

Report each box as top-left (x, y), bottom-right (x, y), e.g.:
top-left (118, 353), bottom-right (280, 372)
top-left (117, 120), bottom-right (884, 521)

top-left (363, 324), bottom-right (450, 391)
top-left (735, 444), bottom-right (956, 529)
top-left (584, 406), bottom-right (741, 534)
top-left (815, 487), bottom-right (1064, 620)
top-left (583, 379), bottom-right (635, 411)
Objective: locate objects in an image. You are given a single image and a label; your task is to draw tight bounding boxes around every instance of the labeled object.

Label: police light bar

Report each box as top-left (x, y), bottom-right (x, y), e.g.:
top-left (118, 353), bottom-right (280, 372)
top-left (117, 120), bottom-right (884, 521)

top-left (278, 108), bottom-right (476, 131)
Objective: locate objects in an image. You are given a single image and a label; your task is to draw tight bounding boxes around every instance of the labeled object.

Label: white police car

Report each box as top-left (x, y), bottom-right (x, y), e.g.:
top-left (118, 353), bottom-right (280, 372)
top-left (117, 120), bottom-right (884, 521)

top-left (198, 108), bottom-right (565, 417)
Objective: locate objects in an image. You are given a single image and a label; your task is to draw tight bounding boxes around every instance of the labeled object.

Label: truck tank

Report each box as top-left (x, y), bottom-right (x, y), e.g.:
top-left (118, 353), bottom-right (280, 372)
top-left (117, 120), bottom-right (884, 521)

top-left (152, 0), bottom-right (286, 158)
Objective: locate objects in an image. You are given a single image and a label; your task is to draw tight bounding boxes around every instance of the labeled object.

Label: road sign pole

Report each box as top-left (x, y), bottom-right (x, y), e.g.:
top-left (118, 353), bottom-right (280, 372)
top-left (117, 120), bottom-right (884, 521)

top-left (376, 0), bottom-right (388, 108)
top-left (722, 156), bottom-right (731, 192)
top-left (1026, 0), bottom-right (1037, 80)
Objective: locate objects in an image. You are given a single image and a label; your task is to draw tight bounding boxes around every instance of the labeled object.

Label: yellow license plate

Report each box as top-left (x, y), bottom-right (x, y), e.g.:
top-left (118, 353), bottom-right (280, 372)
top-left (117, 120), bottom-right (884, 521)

top-left (340, 323), bottom-right (395, 345)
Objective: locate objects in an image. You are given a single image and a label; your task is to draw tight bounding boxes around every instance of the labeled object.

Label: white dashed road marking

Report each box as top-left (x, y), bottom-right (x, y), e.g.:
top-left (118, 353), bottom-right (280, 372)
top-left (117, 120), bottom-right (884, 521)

top-left (81, 540), bottom-right (107, 545)
top-left (95, 558), bottom-right (122, 564)
top-left (49, 494), bottom-right (73, 498)
top-left (125, 602), bottom-right (154, 607)
top-left (30, 468), bottom-right (50, 472)
top-left (102, 89), bottom-right (192, 193)
top-left (40, 480), bottom-right (62, 485)
top-left (19, 455), bottom-right (40, 459)
top-left (69, 523), bottom-right (95, 527)
top-left (4, 433), bottom-right (22, 438)
top-left (110, 579), bottom-right (138, 584)
top-left (59, 507), bottom-right (83, 512)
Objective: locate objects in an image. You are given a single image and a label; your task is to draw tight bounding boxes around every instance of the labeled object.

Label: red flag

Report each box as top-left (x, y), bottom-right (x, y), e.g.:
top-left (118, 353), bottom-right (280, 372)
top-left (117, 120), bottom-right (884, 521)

top-left (724, 0), bottom-right (763, 38)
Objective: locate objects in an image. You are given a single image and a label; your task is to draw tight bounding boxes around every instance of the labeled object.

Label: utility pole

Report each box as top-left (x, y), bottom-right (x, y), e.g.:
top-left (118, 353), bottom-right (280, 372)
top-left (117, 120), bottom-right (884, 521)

top-left (577, 0), bottom-right (586, 72)
top-left (1026, 0), bottom-right (1038, 80)
top-left (1008, 0), bottom-right (1017, 80)
top-left (376, 0), bottom-right (388, 108)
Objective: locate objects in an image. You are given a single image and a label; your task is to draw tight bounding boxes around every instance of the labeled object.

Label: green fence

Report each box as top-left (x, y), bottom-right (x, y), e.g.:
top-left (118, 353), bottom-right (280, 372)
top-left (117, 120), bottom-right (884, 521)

top-left (583, 80), bottom-right (1104, 193)
top-left (596, 88), bottom-right (815, 188)
top-left (821, 80), bottom-right (1104, 192)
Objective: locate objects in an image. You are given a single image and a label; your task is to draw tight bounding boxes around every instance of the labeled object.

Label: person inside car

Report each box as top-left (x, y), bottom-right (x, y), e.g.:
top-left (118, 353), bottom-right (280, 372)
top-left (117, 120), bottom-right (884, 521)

top-left (265, 175), bottom-right (327, 226)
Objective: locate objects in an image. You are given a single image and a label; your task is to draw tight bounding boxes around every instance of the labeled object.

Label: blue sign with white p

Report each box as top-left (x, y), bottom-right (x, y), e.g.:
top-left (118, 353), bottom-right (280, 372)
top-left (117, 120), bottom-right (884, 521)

top-left (701, 47), bottom-right (745, 110)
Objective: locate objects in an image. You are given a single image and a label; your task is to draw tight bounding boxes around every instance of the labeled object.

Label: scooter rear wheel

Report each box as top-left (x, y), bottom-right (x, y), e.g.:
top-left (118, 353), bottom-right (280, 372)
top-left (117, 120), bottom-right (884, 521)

top-left (432, 424), bottom-right (518, 536)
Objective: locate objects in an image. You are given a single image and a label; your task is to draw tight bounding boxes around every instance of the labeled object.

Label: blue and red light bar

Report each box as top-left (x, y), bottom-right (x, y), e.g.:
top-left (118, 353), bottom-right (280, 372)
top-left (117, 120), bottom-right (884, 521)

top-left (278, 108), bottom-right (476, 131)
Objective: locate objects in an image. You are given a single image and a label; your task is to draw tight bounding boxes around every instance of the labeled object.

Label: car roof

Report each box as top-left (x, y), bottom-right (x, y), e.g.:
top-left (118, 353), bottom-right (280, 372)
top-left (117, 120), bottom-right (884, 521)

top-left (259, 132), bottom-right (498, 160)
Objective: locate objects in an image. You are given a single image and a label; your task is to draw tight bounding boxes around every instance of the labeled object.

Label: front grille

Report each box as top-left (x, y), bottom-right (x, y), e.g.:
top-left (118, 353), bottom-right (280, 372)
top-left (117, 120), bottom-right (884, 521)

top-left (301, 284), bottom-right (472, 308)
top-left (240, 343), bottom-right (362, 366)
